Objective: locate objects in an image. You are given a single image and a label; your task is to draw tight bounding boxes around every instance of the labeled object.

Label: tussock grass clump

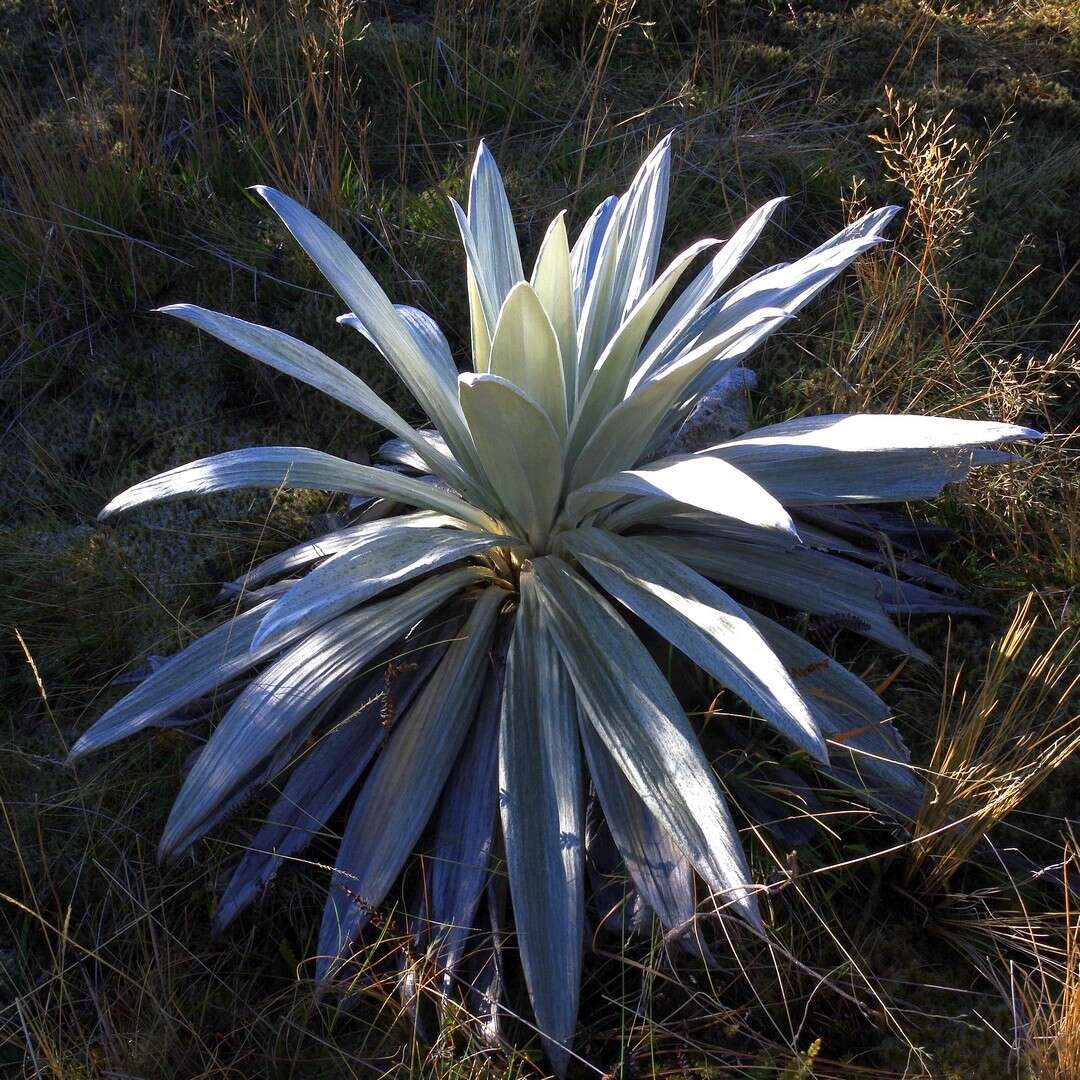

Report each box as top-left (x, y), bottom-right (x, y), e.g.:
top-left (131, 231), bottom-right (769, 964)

top-left (906, 594), bottom-right (1080, 895)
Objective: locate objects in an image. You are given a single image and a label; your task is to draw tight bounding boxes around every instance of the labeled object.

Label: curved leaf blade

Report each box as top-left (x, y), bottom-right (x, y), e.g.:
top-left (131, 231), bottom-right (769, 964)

top-left (70, 600), bottom-right (289, 760)
top-left (159, 567), bottom-right (485, 860)
top-left (644, 533), bottom-right (928, 659)
top-left (426, 631), bottom-right (507, 990)
top-left (317, 587), bottom-right (504, 981)
top-left (251, 525), bottom-right (515, 650)
top-left (565, 452), bottom-right (797, 536)
top-left (487, 282), bottom-right (568, 436)
top-left (98, 446), bottom-right (497, 531)
top-left (745, 608), bottom-right (919, 803)
top-left (578, 717), bottom-right (699, 942)
top-left (530, 556), bottom-right (762, 929)
top-left (563, 528), bottom-right (825, 760)
top-left (568, 238), bottom-right (718, 459)
top-left (530, 211), bottom-right (577, 407)
top-left (459, 374), bottom-right (562, 548)
top-left (636, 196), bottom-right (787, 380)
top-left (254, 185), bottom-right (484, 482)
top-left (501, 571), bottom-right (584, 1076)
top-left (214, 617), bottom-right (458, 932)
top-left (468, 141), bottom-right (525, 312)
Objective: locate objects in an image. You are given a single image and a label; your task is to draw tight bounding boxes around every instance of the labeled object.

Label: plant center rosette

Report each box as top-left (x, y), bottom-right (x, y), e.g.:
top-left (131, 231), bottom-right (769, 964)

top-left (72, 135), bottom-right (1039, 1075)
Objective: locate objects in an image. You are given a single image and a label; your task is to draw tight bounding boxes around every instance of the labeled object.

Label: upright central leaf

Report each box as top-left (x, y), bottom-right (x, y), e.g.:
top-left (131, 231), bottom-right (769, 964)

top-left (488, 282), bottom-right (568, 436)
top-left (459, 373), bottom-right (563, 550)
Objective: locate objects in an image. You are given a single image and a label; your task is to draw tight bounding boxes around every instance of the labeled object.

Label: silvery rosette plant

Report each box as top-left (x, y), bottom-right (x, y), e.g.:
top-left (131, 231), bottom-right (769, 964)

top-left (73, 136), bottom-right (1038, 1073)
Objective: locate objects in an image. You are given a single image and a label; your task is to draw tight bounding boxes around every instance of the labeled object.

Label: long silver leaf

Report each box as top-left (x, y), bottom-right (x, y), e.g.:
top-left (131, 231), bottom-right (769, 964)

top-left (98, 446), bottom-right (497, 531)
top-left (468, 141), bottom-right (525, 315)
top-left (643, 534), bottom-right (927, 658)
top-left (530, 556), bottom-right (762, 929)
top-left (563, 528), bottom-right (825, 760)
top-left (564, 452), bottom-right (797, 536)
top-left (225, 511), bottom-right (445, 594)
top-left (426, 631), bottom-right (507, 992)
top-left (578, 717), bottom-right (699, 944)
top-left (636, 196), bottom-right (787, 375)
top-left (213, 616), bottom-right (458, 932)
top-left (317, 587), bottom-right (503, 982)
top-left (250, 525), bottom-right (515, 649)
top-left (255, 185), bottom-right (485, 483)
top-left (158, 567), bottom-right (485, 860)
top-left (71, 600), bottom-right (303, 760)
top-left (159, 304), bottom-right (475, 497)
top-left (501, 571), bottom-right (584, 1076)
top-left (570, 309), bottom-right (791, 489)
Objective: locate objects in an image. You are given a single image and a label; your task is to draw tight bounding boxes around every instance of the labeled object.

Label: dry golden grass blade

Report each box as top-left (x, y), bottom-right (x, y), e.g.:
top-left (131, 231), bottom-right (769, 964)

top-left (906, 595), bottom-right (1080, 895)
top-left (1012, 851), bottom-right (1080, 1080)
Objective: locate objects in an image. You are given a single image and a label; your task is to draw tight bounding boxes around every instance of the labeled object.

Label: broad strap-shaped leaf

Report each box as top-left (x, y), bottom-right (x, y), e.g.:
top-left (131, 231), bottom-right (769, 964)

top-left (213, 617), bottom-right (458, 932)
top-left (570, 309), bottom-right (791, 489)
top-left (226, 511), bottom-right (444, 594)
top-left (98, 446), bottom-right (497, 531)
top-left (721, 412), bottom-right (1040, 452)
top-left (563, 452), bottom-right (797, 536)
top-left (562, 528), bottom-right (825, 760)
top-left (712, 447), bottom-right (1013, 506)
top-left (158, 567), bottom-right (486, 861)
top-left (659, 220), bottom-right (895, 375)
top-left (487, 283), bottom-right (568, 436)
top-left (530, 556), bottom-right (762, 929)
top-left (254, 185), bottom-right (484, 482)
top-left (635, 197), bottom-right (787, 379)
top-left (336, 305), bottom-right (457, 389)
top-left (426, 632), bottom-right (507, 991)
top-left (70, 599), bottom-right (301, 760)
top-left (578, 717), bottom-right (699, 943)
top-left (501, 571), bottom-right (585, 1076)
top-left (162, 303), bottom-right (483, 501)
top-left (704, 413), bottom-right (1038, 505)
top-left (250, 525), bottom-right (516, 650)
top-left (632, 206), bottom-right (899, 397)
top-left (643, 534), bottom-right (927, 659)
top-left (809, 204), bottom-right (901, 252)
top-left (610, 134), bottom-right (672, 316)
top-left (467, 141), bottom-right (525, 316)
top-left (459, 374), bottom-right (563, 548)
top-left (216, 578), bottom-right (299, 611)
top-left (317, 588), bottom-right (504, 981)
top-left (530, 211), bottom-right (577, 407)
top-left (567, 238), bottom-right (718, 459)
top-left (164, 683), bottom-right (348, 861)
